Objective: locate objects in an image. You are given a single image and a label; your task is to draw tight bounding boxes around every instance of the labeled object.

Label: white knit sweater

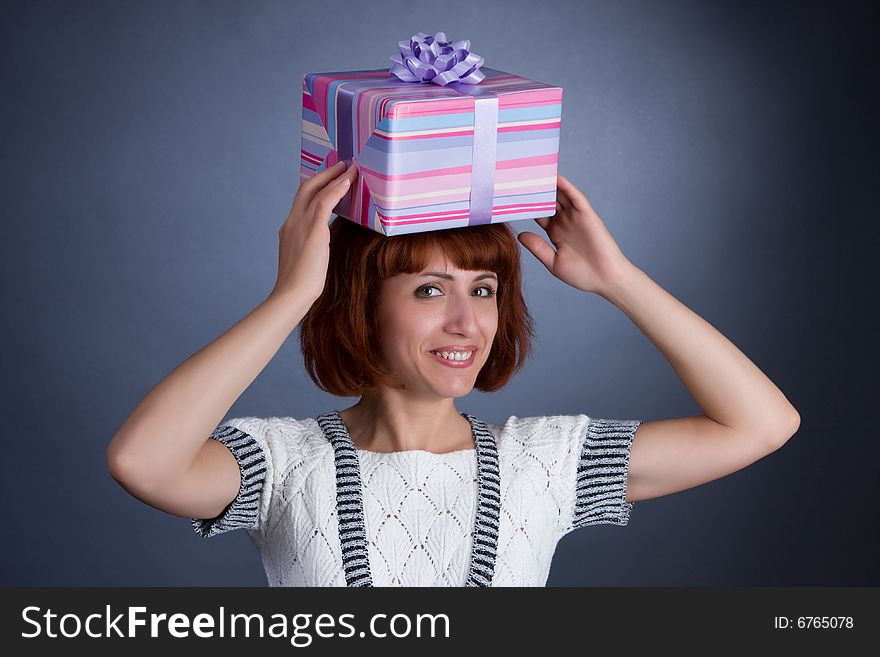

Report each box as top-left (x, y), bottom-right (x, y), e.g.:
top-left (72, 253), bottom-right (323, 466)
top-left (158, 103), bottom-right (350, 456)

top-left (191, 410), bottom-right (641, 587)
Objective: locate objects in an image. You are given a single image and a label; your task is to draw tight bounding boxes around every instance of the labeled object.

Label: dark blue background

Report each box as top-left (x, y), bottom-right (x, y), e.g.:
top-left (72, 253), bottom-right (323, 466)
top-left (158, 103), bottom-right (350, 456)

top-left (2, 0), bottom-right (875, 586)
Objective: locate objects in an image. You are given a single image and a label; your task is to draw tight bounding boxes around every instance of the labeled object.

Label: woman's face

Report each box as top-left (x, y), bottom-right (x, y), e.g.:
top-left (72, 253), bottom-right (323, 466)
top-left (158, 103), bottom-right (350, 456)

top-left (373, 254), bottom-right (499, 399)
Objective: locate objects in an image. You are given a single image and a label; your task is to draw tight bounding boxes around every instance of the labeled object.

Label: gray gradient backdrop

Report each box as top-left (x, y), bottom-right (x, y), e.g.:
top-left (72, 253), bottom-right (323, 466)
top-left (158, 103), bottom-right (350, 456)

top-left (2, 0), bottom-right (875, 586)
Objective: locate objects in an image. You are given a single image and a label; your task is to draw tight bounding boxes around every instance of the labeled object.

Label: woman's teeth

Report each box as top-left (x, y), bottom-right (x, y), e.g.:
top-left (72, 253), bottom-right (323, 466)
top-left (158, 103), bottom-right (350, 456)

top-left (431, 350), bottom-right (474, 361)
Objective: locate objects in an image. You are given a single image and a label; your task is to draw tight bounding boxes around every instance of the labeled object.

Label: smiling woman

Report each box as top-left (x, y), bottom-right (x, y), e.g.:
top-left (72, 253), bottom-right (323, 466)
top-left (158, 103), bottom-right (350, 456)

top-left (108, 168), bottom-right (795, 587)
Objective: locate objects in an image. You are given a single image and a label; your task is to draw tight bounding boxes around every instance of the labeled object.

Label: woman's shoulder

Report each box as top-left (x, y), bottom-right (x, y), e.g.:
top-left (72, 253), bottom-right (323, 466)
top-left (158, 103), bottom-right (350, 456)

top-left (217, 415), bottom-right (331, 452)
top-left (219, 415), bottom-right (308, 434)
top-left (465, 413), bottom-right (591, 463)
top-left (492, 412), bottom-right (591, 443)
top-left (214, 416), bottom-right (336, 484)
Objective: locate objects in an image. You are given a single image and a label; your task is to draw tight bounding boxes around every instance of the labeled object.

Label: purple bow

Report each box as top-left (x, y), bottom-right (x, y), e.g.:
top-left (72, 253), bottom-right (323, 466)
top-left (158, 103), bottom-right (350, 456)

top-left (389, 31), bottom-right (486, 86)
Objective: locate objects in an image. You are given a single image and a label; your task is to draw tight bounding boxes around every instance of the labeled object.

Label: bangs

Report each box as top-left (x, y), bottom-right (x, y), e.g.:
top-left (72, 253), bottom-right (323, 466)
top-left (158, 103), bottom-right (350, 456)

top-left (372, 225), bottom-right (516, 281)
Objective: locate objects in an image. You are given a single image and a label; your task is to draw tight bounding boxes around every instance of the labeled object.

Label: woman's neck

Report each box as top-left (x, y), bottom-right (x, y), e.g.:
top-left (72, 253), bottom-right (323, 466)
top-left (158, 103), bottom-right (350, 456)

top-left (338, 401), bottom-right (474, 454)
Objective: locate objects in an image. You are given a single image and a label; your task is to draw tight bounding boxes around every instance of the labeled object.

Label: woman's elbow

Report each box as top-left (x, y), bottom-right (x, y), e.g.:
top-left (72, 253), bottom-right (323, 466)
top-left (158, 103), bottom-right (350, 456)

top-left (769, 408), bottom-right (801, 449)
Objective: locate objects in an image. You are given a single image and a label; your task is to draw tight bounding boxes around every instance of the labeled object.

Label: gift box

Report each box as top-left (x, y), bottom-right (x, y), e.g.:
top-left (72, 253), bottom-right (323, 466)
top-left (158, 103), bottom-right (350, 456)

top-left (299, 32), bottom-right (563, 236)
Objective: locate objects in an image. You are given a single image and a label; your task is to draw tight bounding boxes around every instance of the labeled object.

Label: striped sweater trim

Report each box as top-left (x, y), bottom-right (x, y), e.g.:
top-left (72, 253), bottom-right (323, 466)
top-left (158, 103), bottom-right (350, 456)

top-left (191, 425), bottom-right (268, 538)
top-left (463, 412), bottom-right (500, 587)
top-left (317, 412), bottom-right (374, 587)
top-left (571, 417), bottom-right (641, 530)
top-left (316, 410), bottom-right (500, 587)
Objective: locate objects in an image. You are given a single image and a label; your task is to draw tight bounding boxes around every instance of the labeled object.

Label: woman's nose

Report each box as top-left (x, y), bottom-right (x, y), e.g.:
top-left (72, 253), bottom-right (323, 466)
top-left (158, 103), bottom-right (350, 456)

top-left (443, 297), bottom-right (480, 330)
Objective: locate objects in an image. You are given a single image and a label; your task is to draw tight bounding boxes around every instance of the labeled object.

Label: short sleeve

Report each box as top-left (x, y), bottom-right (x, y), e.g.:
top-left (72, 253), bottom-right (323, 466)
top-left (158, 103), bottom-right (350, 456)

top-left (190, 417), bottom-right (275, 539)
top-left (558, 415), bottom-right (642, 538)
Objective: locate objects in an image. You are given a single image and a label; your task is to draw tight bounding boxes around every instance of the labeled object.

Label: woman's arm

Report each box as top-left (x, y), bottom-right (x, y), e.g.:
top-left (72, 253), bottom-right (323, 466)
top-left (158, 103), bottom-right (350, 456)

top-left (106, 160), bottom-right (358, 504)
top-left (604, 264), bottom-right (799, 437)
top-left (601, 264), bottom-right (800, 502)
top-left (106, 289), bottom-right (313, 494)
top-left (518, 174), bottom-right (799, 503)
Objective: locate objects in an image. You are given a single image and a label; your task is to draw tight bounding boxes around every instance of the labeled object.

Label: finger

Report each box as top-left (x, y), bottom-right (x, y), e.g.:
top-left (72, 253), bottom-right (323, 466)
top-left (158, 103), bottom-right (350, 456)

top-left (307, 173), bottom-right (353, 221)
top-left (556, 174), bottom-right (595, 214)
top-left (517, 231), bottom-right (556, 272)
top-left (555, 185), bottom-right (572, 212)
top-left (297, 162), bottom-right (359, 221)
top-left (556, 174), bottom-right (583, 210)
top-left (293, 160), bottom-right (350, 212)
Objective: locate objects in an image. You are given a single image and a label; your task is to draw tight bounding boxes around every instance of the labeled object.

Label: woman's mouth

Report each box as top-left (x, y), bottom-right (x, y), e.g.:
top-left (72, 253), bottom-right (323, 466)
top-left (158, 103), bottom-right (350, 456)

top-left (429, 350), bottom-right (476, 368)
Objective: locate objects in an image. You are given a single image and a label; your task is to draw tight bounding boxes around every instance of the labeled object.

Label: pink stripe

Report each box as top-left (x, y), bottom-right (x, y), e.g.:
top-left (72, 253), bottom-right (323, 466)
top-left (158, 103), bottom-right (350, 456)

top-left (355, 160), bottom-right (557, 202)
top-left (383, 201), bottom-right (556, 221)
top-left (362, 178), bottom-right (558, 210)
top-left (377, 119), bottom-right (560, 141)
top-left (388, 92), bottom-right (562, 118)
top-left (377, 180), bottom-right (556, 211)
top-left (378, 202), bottom-right (556, 226)
top-left (498, 121), bottom-right (559, 134)
top-left (358, 152), bottom-right (557, 182)
top-left (379, 128), bottom-right (474, 141)
top-left (491, 204), bottom-right (556, 217)
top-left (302, 91), bottom-right (316, 113)
top-left (363, 163), bottom-right (558, 200)
top-left (301, 150), bottom-right (323, 166)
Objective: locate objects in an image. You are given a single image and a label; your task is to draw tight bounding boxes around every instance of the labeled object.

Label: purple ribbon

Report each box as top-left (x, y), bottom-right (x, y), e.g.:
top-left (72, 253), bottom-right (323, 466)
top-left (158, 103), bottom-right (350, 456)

top-left (388, 32), bottom-right (496, 226)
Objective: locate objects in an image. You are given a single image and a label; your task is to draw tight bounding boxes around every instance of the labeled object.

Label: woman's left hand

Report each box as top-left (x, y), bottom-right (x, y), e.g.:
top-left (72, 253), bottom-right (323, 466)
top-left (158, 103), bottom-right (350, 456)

top-left (517, 174), bottom-right (636, 298)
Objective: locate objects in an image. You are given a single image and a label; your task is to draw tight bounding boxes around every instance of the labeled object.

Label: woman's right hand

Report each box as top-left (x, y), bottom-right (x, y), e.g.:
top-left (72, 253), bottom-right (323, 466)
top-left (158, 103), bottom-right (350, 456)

top-left (270, 160), bottom-right (359, 303)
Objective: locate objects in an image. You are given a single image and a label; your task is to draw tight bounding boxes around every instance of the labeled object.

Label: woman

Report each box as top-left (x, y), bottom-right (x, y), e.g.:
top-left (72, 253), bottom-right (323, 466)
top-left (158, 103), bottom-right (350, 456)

top-left (106, 160), bottom-right (800, 586)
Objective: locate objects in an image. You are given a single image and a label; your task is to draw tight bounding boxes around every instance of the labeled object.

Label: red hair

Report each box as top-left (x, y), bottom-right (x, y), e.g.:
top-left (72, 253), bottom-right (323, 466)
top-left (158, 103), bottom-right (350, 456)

top-left (299, 217), bottom-right (535, 396)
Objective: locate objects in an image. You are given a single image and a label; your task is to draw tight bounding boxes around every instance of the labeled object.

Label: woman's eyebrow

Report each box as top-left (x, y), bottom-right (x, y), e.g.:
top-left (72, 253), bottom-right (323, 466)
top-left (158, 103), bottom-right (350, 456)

top-left (419, 272), bottom-right (498, 281)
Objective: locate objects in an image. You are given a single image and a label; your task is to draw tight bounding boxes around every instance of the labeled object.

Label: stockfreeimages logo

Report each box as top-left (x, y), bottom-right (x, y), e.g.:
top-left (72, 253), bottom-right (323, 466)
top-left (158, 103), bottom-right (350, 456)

top-left (20, 606), bottom-right (451, 646)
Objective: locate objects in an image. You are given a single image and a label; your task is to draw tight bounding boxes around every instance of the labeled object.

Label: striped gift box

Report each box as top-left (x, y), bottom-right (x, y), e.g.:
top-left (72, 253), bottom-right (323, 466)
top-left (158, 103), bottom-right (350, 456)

top-left (300, 66), bottom-right (563, 236)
